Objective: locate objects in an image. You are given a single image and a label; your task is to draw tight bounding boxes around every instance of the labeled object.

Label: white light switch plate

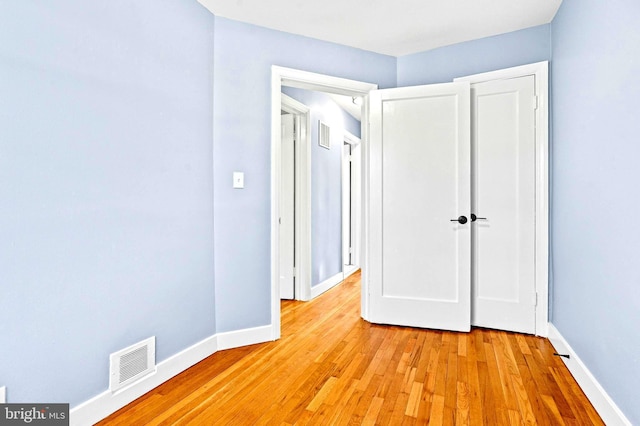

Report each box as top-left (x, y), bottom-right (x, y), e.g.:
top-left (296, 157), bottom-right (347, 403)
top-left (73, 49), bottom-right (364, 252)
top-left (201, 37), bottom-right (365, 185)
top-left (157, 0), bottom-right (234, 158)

top-left (233, 172), bottom-right (244, 189)
top-left (0, 386), bottom-right (6, 403)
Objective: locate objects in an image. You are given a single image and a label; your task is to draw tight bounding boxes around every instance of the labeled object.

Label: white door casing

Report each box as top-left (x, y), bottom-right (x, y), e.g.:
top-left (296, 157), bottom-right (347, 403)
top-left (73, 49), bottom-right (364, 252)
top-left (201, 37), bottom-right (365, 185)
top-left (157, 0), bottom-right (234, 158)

top-left (271, 66), bottom-right (378, 340)
top-left (342, 131), bottom-right (361, 279)
top-left (350, 140), bottom-right (362, 272)
top-left (369, 82), bottom-right (472, 332)
top-left (281, 94), bottom-right (311, 302)
top-left (279, 113), bottom-right (295, 300)
top-left (342, 143), bottom-right (353, 271)
top-left (470, 75), bottom-right (536, 334)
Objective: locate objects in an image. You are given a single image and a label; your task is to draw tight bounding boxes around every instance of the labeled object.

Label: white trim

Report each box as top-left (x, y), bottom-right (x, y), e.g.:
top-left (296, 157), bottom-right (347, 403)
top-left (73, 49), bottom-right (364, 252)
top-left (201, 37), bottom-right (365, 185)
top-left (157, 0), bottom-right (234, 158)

top-left (275, 66), bottom-right (377, 97)
top-left (343, 265), bottom-right (359, 278)
top-left (281, 93), bottom-right (309, 114)
top-left (342, 130), bottom-right (362, 279)
top-left (271, 70), bottom-right (283, 339)
top-left (360, 95), bottom-right (371, 321)
top-left (0, 386), bottom-right (5, 403)
top-left (548, 324), bottom-right (632, 426)
top-left (217, 325), bottom-right (274, 351)
top-left (70, 324), bottom-right (275, 426)
top-left (310, 272), bottom-right (344, 299)
top-left (281, 94), bottom-right (312, 301)
top-left (272, 66), bottom-right (378, 339)
top-left (455, 61), bottom-right (550, 337)
top-left (343, 130), bottom-right (361, 146)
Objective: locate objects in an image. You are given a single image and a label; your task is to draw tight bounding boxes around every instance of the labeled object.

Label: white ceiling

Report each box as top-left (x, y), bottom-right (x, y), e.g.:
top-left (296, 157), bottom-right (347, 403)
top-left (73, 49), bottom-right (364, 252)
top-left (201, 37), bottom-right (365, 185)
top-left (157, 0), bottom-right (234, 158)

top-left (198, 0), bottom-right (562, 57)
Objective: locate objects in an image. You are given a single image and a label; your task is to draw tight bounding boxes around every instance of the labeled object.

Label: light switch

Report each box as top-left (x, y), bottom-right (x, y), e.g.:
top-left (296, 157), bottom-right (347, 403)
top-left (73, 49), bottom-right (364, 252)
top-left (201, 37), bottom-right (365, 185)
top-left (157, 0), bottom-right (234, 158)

top-left (233, 172), bottom-right (244, 189)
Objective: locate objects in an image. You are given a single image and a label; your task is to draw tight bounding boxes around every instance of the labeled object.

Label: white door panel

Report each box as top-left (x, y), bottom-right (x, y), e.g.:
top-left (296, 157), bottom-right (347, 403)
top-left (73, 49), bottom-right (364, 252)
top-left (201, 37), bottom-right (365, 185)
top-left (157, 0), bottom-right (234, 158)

top-left (342, 143), bottom-right (352, 271)
top-left (370, 82), bottom-right (471, 332)
top-left (279, 113), bottom-right (295, 299)
top-left (471, 76), bottom-right (536, 333)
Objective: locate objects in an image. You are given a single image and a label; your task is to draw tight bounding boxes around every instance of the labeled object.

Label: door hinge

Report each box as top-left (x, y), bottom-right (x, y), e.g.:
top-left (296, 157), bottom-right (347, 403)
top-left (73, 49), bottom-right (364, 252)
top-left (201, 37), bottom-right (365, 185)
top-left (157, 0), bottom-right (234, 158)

top-left (292, 266), bottom-right (296, 277)
top-left (532, 95), bottom-right (539, 111)
top-left (533, 292), bottom-right (538, 306)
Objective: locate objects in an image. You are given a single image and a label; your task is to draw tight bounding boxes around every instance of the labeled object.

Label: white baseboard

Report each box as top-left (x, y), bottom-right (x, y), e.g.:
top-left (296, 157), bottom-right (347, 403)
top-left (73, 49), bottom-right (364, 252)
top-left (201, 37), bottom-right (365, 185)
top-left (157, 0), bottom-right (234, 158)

top-left (310, 272), bottom-right (344, 299)
top-left (71, 324), bottom-right (274, 426)
top-left (217, 325), bottom-right (274, 350)
top-left (343, 265), bottom-right (359, 279)
top-left (547, 323), bottom-right (631, 426)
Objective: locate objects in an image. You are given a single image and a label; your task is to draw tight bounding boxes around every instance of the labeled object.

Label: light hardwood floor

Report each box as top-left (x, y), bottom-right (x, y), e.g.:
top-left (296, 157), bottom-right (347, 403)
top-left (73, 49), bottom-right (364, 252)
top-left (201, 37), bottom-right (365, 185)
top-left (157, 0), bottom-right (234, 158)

top-left (99, 271), bottom-right (603, 425)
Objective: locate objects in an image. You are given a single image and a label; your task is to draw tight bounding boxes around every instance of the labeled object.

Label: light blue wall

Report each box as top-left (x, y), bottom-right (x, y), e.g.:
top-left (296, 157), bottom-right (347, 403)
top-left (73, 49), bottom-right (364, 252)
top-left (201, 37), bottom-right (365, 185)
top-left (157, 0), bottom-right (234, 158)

top-left (0, 5), bottom-right (394, 407)
top-left (397, 25), bottom-right (551, 86)
top-left (0, 1), bottom-right (216, 406)
top-left (281, 87), bottom-right (361, 286)
top-left (5, 3), bottom-right (636, 421)
top-left (212, 17), bottom-right (396, 332)
top-left (551, 0), bottom-right (640, 423)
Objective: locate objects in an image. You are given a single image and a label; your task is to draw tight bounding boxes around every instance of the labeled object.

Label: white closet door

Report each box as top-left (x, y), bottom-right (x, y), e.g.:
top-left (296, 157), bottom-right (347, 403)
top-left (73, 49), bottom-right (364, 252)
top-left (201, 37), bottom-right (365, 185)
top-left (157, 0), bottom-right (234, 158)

top-left (471, 75), bottom-right (536, 333)
top-left (369, 82), bottom-right (471, 332)
top-left (279, 113), bottom-right (295, 300)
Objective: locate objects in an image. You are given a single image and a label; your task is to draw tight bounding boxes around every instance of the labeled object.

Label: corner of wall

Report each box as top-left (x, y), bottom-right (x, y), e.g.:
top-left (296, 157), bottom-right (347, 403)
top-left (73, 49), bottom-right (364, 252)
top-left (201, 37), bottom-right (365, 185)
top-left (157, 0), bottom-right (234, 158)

top-left (70, 324), bottom-right (273, 425)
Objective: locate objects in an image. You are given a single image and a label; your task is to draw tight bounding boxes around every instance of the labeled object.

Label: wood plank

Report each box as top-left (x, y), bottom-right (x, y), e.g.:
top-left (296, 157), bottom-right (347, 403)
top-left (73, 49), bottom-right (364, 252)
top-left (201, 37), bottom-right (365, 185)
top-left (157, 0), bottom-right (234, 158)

top-left (362, 396), bottom-right (384, 426)
top-left (405, 381), bottom-right (423, 418)
top-left (98, 271), bottom-right (603, 426)
top-left (465, 330), bottom-right (484, 424)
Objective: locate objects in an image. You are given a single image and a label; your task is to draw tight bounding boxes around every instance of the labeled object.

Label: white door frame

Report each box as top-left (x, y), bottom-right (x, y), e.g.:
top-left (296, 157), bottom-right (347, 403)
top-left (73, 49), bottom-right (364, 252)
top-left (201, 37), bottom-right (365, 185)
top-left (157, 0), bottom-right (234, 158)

top-left (271, 66), bottom-right (377, 340)
top-left (342, 131), bottom-right (361, 279)
top-left (280, 94), bottom-right (310, 301)
top-left (455, 61), bottom-right (549, 337)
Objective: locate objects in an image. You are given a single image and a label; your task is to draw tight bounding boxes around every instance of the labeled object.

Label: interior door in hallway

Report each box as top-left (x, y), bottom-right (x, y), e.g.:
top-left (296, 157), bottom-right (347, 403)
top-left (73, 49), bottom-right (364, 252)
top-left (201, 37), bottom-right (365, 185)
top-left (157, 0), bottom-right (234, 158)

top-left (368, 82), bottom-right (471, 332)
top-left (279, 113), bottom-right (295, 299)
top-left (470, 75), bottom-right (537, 334)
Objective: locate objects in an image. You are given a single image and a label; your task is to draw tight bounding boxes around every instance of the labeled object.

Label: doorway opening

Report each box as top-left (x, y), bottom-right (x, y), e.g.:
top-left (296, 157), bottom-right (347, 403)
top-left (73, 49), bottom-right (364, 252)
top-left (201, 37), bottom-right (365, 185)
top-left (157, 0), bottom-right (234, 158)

top-left (342, 131), bottom-right (361, 280)
top-left (279, 95), bottom-right (311, 301)
top-left (271, 66), bottom-right (377, 340)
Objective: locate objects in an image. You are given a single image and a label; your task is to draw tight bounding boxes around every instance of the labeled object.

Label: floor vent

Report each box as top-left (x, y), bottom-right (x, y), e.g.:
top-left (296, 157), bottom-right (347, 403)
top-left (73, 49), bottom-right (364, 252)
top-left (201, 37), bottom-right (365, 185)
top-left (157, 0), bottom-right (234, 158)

top-left (109, 337), bottom-right (156, 393)
top-left (319, 121), bottom-right (331, 149)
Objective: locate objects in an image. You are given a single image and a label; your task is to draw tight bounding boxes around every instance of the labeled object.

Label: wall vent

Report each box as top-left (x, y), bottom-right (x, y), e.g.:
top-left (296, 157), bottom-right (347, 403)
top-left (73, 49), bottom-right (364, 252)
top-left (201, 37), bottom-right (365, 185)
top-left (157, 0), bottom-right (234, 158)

top-left (109, 337), bottom-right (156, 393)
top-left (319, 121), bottom-right (331, 149)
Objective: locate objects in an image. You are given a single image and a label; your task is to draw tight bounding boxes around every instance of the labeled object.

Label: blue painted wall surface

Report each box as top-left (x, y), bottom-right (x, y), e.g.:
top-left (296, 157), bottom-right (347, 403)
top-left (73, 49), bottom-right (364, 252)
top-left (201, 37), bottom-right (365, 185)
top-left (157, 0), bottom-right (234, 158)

top-left (397, 25), bottom-right (551, 86)
top-left (212, 17), bottom-right (395, 332)
top-left (281, 87), bottom-right (360, 286)
top-left (5, 2), bottom-right (636, 420)
top-left (0, 1), bottom-right (215, 406)
top-left (551, 0), bottom-right (640, 422)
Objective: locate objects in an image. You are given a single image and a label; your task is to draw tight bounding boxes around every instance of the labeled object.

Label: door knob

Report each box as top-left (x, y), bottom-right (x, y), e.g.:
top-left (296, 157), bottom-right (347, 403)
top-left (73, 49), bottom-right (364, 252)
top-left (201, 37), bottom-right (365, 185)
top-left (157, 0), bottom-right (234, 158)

top-left (471, 214), bottom-right (487, 222)
top-left (450, 215), bottom-right (468, 224)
